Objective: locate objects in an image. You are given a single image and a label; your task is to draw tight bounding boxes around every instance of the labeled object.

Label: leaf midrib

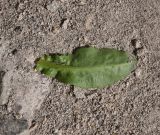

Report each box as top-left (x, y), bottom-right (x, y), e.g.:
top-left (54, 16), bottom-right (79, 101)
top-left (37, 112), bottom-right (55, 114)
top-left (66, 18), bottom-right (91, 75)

top-left (38, 60), bottom-right (135, 71)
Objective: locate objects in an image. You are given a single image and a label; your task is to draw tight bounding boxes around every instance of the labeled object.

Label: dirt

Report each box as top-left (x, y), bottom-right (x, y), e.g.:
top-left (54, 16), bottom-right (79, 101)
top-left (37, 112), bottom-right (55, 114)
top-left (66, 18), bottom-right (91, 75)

top-left (0, 0), bottom-right (160, 135)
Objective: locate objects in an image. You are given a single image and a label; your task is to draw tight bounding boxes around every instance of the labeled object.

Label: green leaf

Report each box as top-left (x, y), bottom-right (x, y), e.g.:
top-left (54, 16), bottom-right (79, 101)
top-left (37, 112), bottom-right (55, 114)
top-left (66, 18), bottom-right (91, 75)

top-left (35, 47), bottom-right (137, 88)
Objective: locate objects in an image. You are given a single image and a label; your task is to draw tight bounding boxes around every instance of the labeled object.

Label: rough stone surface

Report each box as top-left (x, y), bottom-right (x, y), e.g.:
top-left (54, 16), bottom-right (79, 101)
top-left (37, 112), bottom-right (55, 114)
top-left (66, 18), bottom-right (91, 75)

top-left (0, 0), bottom-right (160, 135)
top-left (0, 116), bottom-right (28, 135)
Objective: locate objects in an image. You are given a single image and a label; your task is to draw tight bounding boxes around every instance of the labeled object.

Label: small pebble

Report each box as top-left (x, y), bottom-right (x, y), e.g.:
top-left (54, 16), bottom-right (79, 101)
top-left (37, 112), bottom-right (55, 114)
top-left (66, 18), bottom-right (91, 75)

top-left (62, 19), bottom-right (69, 29)
top-left (85, 14), bottom-right (94, 30)
top-left (47, 1), bottom-right (60, 12)
top-left (135, 68), bottom-right (142, 78)
top-left (135, 40), bottom-right (142, 49)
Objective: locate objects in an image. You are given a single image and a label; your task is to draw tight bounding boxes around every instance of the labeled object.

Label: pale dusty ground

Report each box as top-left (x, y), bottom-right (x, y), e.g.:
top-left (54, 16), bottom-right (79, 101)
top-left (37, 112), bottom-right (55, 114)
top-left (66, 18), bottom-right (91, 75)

top-left (0, 0), bottom-right (160, 135)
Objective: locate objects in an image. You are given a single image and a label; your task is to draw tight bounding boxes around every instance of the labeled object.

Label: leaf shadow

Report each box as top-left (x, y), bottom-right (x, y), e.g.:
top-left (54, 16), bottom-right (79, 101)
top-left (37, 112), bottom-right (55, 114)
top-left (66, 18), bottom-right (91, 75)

top-left (72, 44), bottom-right (91, 54)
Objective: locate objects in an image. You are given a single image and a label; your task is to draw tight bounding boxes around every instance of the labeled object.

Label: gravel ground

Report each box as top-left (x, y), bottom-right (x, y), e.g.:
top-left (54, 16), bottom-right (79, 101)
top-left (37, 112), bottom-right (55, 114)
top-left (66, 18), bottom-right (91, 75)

top-left (0, 0), bottom-right (160, 135)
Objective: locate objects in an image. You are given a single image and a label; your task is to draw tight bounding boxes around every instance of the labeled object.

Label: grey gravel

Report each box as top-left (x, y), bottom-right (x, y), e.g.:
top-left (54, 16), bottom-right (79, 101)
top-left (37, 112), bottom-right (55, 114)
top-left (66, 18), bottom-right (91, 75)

top-left (0, 0), bottom-right (160, 135)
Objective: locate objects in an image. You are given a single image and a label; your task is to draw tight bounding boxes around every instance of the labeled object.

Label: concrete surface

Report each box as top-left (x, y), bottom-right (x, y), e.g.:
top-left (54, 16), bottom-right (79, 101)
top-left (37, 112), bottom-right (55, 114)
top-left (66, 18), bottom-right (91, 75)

top-left (0, 0), bottom-right (160, 135)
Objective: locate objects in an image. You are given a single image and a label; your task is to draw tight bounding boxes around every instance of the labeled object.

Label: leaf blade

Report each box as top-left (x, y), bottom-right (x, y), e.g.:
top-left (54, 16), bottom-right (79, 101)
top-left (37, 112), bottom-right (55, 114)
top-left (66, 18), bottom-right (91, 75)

top-left (35, 47), bottom-right (137, 88)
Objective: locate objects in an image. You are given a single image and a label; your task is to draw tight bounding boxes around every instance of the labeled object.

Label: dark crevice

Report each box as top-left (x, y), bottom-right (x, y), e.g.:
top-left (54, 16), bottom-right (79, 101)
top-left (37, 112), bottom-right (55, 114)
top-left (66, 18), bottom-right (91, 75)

top-left (131, 39), bottom-right (138, 56)
top-left (43, 1), bottom-right (48, 10)
top-left (131, 39), bottom-right (137, 47)
top-left (14, 26), bottom-right (23, 34)
top-left (15, 2), bottom-right (19, 10)
top-left (29, 120), bottom-right (36, 129)
top-left (0, 104), bottom-right (8, 112)
top-left (98, 93), bottom-right (102, 102)
top-left (60, 18), bottom-right (67, 28)
top-left (11, 49), bottom-right (18, 55)
top-left (0, 71), bottom-right (5, 97)
top-left (68, 85), bottom-right (76, 97)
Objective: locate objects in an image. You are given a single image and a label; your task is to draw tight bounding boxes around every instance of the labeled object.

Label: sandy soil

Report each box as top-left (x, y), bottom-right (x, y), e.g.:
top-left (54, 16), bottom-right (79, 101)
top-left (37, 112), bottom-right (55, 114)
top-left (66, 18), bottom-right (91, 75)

top-left (0, 0), bottom-right (160, 135)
